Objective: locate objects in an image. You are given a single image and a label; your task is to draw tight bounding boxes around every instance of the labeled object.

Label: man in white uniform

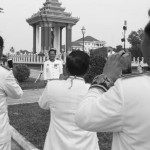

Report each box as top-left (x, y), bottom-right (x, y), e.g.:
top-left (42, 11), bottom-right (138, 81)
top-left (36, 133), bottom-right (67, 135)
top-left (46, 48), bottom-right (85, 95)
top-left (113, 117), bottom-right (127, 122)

top-left (75, 20), bottom-right (150, 150)
top-left (0, 36), bottom-right (23, 150)
top-left (43, 49), bottom-right (63, 80)
top-left (39, 50), bottom-right (99, 150)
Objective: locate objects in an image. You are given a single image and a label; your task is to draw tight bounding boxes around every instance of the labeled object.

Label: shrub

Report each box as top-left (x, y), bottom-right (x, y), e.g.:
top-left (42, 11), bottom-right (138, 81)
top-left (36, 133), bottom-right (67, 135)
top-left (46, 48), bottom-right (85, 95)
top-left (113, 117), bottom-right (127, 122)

top-left (84, 54), bottom-right (106, 83)
top-left (13, 64), bottom-right (30, 82)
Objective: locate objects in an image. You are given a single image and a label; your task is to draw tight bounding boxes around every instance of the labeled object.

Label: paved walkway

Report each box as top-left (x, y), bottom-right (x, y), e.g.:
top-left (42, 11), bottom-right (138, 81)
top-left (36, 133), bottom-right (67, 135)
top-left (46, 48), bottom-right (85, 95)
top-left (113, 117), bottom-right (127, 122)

top-left (8, 88), bottom-right (44, 105)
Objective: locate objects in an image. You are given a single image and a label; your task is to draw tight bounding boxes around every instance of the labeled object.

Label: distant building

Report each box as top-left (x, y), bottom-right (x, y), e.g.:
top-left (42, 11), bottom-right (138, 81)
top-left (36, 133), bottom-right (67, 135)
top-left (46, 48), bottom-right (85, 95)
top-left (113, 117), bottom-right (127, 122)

top-left (62, 36), bottom-right (106, 53)
top-left (16, 50), bottom-right (32, 55)
top-left (107, 47), bottom-right (115, 56)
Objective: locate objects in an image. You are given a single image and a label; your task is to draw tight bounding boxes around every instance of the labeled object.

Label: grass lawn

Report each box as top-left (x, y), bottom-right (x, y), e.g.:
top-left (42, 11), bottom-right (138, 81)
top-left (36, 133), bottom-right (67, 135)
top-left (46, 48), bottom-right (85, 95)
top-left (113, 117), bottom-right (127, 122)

top-left (8, 103), bottom-right (50, 150)
top-left (19, 77), bottom-right (46, 90)
top-left (8, 102), bottom-right (112, 150)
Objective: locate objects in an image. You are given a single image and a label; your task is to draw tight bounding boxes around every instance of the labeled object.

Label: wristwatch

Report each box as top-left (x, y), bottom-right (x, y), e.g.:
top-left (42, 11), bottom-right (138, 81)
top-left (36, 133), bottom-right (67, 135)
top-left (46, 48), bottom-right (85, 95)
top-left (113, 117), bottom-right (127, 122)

top-left (90, 74), bottom-right (114, 92)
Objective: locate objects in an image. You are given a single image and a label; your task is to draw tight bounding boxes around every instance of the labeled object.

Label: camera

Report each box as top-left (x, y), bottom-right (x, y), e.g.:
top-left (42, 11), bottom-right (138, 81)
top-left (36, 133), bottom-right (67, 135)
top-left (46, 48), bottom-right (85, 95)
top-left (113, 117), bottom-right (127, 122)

top-left (7, 59), bottom-right (13, 69)
top-left (120, 52), bottom-right (132, 74)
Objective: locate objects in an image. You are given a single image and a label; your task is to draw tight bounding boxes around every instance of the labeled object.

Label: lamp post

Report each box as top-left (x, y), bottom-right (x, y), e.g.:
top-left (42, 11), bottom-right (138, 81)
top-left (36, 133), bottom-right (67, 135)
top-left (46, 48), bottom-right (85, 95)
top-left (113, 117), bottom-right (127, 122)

top-left (81, 26), bottom-right (86, 52)
top-left (121, 20), bottom-right (127, 52)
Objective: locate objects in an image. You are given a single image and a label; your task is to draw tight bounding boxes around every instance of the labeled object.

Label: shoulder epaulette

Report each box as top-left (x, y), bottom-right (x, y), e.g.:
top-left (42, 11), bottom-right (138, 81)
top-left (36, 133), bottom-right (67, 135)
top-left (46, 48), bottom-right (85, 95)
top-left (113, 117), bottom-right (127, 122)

top-left (121, 72), bottom-right (150, 80)
top-left (0, 64), bottom-right (10, 71)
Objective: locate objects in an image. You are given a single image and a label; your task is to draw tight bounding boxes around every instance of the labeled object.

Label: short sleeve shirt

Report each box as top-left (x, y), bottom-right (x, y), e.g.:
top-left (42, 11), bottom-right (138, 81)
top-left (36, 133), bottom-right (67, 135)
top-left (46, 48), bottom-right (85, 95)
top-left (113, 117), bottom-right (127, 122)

top-left (43, 60), bottom-right (63, 80)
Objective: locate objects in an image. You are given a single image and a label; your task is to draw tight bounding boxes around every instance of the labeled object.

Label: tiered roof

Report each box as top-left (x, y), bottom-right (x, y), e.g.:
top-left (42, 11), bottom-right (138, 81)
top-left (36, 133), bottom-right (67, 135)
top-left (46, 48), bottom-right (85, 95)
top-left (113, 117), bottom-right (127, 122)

top-left (26, 0), bottom-right (79, 26)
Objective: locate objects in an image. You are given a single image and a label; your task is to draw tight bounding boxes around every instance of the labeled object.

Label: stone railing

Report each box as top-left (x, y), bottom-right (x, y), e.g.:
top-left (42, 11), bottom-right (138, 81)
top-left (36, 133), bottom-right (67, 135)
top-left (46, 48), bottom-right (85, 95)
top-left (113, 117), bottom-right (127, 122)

top-left (9, 54), bottom-right (48, 64)
top-left (8, 54), bottom-right (147, 67)
top-left (132, 57), bottom-right (147, 67)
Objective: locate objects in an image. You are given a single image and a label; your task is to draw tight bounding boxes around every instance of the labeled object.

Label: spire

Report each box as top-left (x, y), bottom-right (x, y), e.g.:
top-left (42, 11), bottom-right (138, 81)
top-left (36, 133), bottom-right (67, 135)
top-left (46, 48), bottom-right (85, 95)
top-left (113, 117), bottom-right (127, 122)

top-left (27, 0), bottom-right (79, 26)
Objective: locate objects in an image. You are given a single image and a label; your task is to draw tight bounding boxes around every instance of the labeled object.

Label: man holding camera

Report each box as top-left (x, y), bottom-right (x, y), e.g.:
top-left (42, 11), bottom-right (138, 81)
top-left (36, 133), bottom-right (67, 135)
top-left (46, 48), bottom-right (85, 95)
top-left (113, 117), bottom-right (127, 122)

top-left (0, 36), bottom-right (23, 150)
top-left (75, 20), bottom-right (150, 150)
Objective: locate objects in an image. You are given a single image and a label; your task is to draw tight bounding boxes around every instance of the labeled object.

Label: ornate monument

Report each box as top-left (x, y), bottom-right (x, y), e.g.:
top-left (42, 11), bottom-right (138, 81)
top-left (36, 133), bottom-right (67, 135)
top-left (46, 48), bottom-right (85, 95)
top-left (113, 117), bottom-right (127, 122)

top-left (26, 0), bottom-right (79, 54)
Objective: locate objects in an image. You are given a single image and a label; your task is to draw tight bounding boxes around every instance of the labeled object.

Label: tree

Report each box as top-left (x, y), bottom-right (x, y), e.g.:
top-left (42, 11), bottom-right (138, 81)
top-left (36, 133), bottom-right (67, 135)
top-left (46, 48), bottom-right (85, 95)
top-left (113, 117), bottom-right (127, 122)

top-left (9, 46), bottom-right (15, 54)
top-left (127, 28), bottom-right (144, 59)
top-left (115, 45), bottom-right (123, 53)
top-left (84, 53), bottom-right (106, 83)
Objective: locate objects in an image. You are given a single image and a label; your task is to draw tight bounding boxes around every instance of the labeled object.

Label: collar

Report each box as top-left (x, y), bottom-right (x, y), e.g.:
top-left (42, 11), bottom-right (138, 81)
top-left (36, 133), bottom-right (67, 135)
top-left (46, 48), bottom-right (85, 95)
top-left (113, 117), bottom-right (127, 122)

top-left (47, 60), bottom-right (57, 64)
top-left (69, 76), bottom-right (85, 81)
top-left (68, 76), bottom-right (85, 89)
top-left (49, 59), bottom-right (56, 62)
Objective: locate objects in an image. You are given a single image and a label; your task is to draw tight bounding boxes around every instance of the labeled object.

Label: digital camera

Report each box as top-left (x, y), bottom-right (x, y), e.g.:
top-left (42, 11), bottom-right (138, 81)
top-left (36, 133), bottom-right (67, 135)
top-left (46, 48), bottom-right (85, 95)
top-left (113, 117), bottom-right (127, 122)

top-left (7, 59), bottom-right (13, 69)
top-left (120, 52), bottom-right (132, 74)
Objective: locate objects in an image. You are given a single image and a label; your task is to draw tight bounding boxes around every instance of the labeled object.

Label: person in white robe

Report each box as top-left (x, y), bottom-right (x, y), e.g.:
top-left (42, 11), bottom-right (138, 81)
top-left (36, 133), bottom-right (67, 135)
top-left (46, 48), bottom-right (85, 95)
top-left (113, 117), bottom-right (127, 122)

top-left (39, 50), bottom-right (99, 150)
top-left (75, 20), bottom-right (150, 150)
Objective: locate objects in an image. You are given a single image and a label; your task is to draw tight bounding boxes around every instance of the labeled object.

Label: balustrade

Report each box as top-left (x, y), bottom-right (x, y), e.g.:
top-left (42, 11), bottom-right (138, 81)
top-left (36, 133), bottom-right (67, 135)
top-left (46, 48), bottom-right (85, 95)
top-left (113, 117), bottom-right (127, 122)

top-left (8, 54), bottom-right (148, 67)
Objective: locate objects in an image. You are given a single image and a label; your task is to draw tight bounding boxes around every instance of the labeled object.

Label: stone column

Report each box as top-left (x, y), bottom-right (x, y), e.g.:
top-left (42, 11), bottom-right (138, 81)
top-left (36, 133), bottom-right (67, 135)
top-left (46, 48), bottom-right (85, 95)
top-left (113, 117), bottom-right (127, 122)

top-left (39, 27), bottom-right (41, 53)
top-left (41, 27), bottom-right (45, 53)
top-left (48, 27), bottom-right (51, 50)
top-left (60, 27), bottom-right (63, 53)
top-left (44, 27), bottom-right (49, 52)
top-left (44, 23), bottom-right (52, 52)
top-left (33, 24), bottom-right (36, 54)
top-left (36, 25), bottom-right (40, 54)
top-left (66, 24), bottom-right (72, 54)
top-left (54, 26), bottom-right (61, 54)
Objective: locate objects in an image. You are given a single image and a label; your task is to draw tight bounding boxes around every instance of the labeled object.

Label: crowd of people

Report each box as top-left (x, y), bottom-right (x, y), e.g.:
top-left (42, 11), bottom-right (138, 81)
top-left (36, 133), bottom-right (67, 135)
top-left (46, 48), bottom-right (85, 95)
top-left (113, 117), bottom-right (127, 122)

top-left (0, 11), bottom-right (150, 150)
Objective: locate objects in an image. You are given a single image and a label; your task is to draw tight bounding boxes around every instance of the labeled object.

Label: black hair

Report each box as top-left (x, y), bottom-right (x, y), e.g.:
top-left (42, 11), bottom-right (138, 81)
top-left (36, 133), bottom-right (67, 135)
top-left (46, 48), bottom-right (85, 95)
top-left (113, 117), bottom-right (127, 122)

top-left (145, 21), bottom-right (150, 38)
top-left (48, 48), bottom-right (56, 54)
top-left (66, 50), bottom-right (90, 76)
top-left (0, 36), bottom-right (4, 49)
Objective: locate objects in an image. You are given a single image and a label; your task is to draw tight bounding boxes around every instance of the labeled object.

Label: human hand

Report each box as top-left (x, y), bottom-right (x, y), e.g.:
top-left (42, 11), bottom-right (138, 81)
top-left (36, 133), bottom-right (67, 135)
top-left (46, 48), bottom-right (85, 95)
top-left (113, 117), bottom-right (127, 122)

top-left (103, 53), bottom-right (122, 82)
top-left (120, 52), bottom-right (132, 70)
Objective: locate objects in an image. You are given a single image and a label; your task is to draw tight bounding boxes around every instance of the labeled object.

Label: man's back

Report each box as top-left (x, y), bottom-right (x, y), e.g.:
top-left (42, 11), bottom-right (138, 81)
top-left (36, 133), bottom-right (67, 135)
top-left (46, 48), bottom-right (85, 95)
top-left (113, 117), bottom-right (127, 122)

top-left (39, 77), bottom-right (99, 150)
top-left (113, 74), bottom-right (150, 150)
top-left (76, 73), bottom-right (150, 150)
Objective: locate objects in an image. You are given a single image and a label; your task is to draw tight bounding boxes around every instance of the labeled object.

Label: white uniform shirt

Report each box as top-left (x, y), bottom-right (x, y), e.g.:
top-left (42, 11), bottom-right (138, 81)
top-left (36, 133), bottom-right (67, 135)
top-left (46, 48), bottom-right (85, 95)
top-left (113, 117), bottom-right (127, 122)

top-left (43, 59), bottom-right (63, 80)
top-left (75, 74), bottom-right (150, 150)
top-left (39, 77), bottom-right (99, 150)
top-left (0, 66), bottom-right (23, 144)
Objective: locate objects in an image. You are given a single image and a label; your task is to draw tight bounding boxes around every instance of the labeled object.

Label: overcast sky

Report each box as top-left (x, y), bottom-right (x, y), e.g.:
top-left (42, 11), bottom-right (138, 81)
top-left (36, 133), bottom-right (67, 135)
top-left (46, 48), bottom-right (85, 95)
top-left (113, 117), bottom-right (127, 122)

top-left (0, 0), bottom-right (149, 53)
